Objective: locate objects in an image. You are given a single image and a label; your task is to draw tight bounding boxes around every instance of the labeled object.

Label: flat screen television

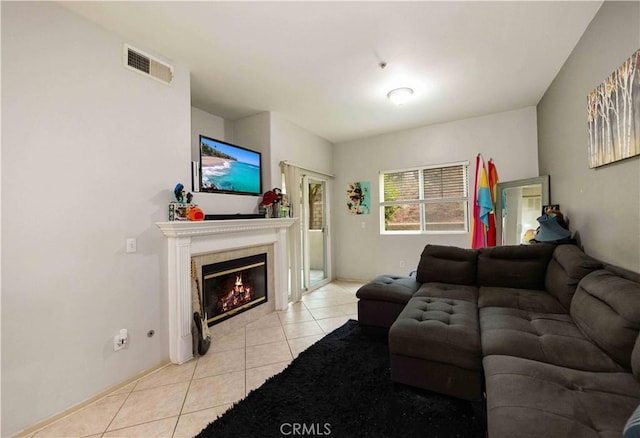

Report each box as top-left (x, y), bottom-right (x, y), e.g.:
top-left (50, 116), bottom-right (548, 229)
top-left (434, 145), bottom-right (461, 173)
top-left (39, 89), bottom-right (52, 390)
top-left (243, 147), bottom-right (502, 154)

top-left (197, 135), bottom-right (262, 196)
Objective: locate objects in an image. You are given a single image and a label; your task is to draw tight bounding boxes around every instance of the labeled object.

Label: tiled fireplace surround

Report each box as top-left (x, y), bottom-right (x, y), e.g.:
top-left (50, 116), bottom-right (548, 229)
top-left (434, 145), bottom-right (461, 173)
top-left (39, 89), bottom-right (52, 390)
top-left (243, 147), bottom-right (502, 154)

top-left (157, 218), bottom-right (297, 364)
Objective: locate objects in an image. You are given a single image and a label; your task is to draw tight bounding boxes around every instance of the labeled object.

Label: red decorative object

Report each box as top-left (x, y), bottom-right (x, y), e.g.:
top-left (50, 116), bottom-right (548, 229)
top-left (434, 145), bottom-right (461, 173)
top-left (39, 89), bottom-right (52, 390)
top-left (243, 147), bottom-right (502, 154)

top-left (260, 188), bottom-right (282, 206)
top-left (188, 207), bottom-right (204, 221)
top-left (261, 191), bottom-right (279, 206)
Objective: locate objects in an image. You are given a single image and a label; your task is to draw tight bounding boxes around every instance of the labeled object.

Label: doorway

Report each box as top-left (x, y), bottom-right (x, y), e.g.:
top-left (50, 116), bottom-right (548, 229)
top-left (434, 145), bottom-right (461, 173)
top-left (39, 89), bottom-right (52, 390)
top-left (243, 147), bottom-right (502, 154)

top-left (302, 176), bottom-right (331, 291)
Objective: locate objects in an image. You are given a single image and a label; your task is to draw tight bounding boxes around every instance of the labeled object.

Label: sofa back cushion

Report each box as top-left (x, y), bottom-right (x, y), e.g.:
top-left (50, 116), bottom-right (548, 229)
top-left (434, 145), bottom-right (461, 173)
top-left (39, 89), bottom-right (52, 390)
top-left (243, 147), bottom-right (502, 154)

top-left (477, 244), bottom-right (555, 290)
top-left (571, 269), bottom-right (640, 369)
top-left (545, 245), bottom-right (602, 310)
top-left (416, 245), bottom-right (478, 285)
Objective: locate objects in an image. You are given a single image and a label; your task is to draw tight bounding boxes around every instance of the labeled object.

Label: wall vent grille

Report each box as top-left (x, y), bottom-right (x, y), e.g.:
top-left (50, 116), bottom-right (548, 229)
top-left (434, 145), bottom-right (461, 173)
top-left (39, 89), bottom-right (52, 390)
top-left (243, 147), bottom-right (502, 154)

top-left (124, 44), bottom-right (173, 85)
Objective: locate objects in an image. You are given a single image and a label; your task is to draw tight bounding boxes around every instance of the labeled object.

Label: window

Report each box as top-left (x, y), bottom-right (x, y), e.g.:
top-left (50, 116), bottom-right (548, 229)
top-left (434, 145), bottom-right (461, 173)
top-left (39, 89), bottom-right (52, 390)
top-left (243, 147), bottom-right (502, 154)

top-left (380, 161), bottom-right (469, 234)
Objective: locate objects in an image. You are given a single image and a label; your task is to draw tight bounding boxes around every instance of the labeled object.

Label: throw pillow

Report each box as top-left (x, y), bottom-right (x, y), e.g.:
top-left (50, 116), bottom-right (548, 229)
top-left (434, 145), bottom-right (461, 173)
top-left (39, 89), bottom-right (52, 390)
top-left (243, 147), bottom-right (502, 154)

top-left (624, 404), bottom-right (640, 438)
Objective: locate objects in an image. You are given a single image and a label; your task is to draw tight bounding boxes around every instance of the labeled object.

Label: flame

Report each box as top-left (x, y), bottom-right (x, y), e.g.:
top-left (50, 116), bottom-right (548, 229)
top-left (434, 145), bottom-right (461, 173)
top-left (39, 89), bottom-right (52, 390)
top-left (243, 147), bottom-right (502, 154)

top-left (217, 274), bottom-right (253, 313)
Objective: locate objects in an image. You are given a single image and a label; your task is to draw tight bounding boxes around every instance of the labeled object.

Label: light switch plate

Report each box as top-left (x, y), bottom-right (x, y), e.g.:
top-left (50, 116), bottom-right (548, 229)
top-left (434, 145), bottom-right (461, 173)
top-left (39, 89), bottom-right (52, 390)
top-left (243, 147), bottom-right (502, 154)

top-left (126, 238), bottom-right (137, 253)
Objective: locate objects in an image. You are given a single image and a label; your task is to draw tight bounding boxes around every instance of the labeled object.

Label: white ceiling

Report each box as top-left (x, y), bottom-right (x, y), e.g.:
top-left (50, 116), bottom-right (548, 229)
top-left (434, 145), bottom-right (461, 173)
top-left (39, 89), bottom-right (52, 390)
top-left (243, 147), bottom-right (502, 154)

top-left (61, 1), bottom-right (602, 143)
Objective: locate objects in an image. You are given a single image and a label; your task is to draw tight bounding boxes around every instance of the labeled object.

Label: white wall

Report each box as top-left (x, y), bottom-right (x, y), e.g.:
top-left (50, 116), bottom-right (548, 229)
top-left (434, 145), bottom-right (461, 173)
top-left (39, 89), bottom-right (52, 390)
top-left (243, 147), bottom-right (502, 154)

top-left (537, 2), bottom-right (640, 271)
top-left (332, 107), bottom-right (539, 281)
top-left (270, 113), bottom-right (334, 279)
top-left (1, 3), bottom-right (191, 435)
top-left (191, 107), bottom-right (227, 159)
top-left (269, 112), bottom-right (334, 185)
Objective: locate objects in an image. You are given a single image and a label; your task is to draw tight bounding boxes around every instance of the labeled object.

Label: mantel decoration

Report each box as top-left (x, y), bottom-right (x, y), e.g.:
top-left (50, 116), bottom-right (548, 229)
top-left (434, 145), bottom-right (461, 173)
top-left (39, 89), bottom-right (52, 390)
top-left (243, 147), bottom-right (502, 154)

top-left (169, 183), bottom-right (204, 221)
top-left (259, 188), bottom-right (289, 218)
top-left (587, 49), bottom-right (639, 168)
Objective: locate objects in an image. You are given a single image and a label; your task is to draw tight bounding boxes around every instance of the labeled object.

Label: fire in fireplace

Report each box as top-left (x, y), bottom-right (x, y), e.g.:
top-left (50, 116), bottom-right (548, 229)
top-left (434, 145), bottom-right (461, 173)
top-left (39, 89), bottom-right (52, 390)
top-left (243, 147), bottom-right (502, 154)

top-left (202, 253), bottom-right (267, 326)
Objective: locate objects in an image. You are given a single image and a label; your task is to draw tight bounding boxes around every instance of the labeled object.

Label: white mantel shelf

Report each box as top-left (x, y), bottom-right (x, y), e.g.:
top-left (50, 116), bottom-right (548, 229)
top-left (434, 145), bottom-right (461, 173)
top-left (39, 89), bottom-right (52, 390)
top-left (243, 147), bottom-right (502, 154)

top-left (156, 217), bottom-right (297, 238)
top-left (156, 217), bottom-right (298, 364)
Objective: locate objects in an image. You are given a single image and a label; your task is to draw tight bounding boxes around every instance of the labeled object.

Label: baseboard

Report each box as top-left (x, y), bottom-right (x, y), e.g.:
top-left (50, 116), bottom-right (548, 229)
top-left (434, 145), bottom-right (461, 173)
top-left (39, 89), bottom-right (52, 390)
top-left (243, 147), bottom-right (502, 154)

top-left (16, 360), bottom-right (171, 437)
top-left (335, 276), bottom-right (371, 283)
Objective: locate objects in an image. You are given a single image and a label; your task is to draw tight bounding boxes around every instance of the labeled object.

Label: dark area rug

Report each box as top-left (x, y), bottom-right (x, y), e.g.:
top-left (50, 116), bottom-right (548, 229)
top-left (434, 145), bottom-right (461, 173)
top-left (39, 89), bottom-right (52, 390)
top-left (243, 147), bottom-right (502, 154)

top-left (197, 320), bottom-right (486, 438)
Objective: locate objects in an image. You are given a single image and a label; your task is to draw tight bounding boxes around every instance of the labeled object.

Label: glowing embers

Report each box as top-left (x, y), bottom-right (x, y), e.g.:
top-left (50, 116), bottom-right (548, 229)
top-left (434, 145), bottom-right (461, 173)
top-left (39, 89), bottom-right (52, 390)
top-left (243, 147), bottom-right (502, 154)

top-left (202, 253), bottom-right (267, 326)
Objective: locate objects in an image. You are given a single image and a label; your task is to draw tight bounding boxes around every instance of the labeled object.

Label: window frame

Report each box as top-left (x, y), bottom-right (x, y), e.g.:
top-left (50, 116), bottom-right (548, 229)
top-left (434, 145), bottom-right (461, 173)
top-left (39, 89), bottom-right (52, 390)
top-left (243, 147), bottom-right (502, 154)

top-left (379, 160), bottom-right (470, 235)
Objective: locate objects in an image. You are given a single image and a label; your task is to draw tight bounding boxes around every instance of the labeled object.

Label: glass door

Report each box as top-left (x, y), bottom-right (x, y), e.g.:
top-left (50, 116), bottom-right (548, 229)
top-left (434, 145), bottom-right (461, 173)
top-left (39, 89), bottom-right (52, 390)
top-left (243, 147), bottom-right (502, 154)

top-left (302, 176), bottom-right (330, 291)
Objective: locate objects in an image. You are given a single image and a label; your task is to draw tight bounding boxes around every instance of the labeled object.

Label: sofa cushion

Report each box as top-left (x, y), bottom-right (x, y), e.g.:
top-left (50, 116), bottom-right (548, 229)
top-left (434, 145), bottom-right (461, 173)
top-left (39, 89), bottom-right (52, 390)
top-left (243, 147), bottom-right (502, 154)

top-left (606, 263), bottom-right (640, 284)
top-left (478, 286), bottom-right (566, 313)
top-left (389, 297), bottom-right (481, 371)
top-left (484, 354), bottom-right (640, 438)
top-left (477, 244), bottom-right (555, 290)
top-left (416, 244), bottom-right (478, 285)
top-left (480, 307), bottom-right (623, 372)
top-left (545, 244), bottom-right (602, 310)
top-left (413, 282), bottom-right (478, 303)
top-left (571, 269), bottom-right (640, 369)
top-left (355, 275), bottom-right (420, 304)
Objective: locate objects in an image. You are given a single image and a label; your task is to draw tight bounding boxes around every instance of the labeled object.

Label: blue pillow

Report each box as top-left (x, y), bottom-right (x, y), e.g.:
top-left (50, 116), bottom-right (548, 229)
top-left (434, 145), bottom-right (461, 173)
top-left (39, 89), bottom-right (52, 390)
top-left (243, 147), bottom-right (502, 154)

top-left (624, 405), bottom-right (640, 438)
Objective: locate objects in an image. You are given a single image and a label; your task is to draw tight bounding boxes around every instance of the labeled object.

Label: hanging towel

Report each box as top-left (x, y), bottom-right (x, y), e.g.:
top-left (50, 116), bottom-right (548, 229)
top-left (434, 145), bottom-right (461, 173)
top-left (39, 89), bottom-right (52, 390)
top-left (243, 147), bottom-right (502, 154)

top-left (486, 160), bottom-right (499, 247)
top-left (472, 155), bottom-right (489, 249)
top-left (477, 165), bottom-right (492, 228)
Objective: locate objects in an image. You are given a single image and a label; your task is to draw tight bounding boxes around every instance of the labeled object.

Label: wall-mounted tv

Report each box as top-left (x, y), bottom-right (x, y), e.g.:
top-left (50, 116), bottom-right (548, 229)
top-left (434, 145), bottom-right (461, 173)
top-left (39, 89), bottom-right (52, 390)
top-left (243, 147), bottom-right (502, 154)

top-left (197, 135), bottom-right (262, 196)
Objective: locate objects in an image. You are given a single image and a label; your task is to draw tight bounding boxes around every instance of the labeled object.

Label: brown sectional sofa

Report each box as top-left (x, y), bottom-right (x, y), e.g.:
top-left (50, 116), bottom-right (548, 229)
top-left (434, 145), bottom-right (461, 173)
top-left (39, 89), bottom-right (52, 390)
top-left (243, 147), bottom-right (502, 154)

top-left (356, 243), bottom-right (640, 437)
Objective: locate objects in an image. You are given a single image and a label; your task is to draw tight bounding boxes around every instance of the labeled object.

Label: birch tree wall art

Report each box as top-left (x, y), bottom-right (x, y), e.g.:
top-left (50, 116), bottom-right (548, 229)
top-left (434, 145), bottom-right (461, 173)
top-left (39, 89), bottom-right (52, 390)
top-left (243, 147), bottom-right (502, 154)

top-left (587, 49), bottom-right (640, 168)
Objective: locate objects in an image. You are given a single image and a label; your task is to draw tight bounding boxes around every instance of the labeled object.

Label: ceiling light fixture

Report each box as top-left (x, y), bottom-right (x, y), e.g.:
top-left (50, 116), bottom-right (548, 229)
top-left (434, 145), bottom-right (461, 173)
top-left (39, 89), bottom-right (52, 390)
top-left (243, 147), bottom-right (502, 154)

top-left (387, 87), bottom-right (414, 105)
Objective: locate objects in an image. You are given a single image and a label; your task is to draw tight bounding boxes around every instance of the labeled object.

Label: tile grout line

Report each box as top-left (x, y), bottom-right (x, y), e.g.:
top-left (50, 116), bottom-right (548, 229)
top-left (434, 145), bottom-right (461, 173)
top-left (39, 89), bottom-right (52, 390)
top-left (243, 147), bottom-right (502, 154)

top-left (100, 379), bottom-right (139, 436)
top-left (105, 415), bottom-right (180, 437)
top-left (283, 309), bottom-right (297, 360)
top-left (171, 355), bottom-right (200, 438)
top-left (244, 321), bottom-right (249, 399)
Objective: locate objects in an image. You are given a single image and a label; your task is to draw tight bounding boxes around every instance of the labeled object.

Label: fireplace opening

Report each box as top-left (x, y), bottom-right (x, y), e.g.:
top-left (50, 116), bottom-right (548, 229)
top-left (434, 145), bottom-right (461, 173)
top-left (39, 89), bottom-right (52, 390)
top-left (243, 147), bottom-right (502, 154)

top-left (202, 253), bottom-right (268, 326)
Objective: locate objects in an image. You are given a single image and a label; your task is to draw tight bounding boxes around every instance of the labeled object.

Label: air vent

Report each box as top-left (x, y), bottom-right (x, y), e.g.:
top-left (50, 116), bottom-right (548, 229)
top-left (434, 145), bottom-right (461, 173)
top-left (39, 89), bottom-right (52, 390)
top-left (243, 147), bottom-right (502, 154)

top-left (124, 44), bottom-right (173, 85)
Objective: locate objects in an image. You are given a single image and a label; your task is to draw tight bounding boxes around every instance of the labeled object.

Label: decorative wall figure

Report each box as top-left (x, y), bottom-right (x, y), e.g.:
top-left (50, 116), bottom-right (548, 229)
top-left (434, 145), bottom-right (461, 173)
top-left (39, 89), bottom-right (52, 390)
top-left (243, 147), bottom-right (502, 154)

top-left (587, 49), bottom-right (640, 168)
top-left (347, 181), bottom-right (370, 214)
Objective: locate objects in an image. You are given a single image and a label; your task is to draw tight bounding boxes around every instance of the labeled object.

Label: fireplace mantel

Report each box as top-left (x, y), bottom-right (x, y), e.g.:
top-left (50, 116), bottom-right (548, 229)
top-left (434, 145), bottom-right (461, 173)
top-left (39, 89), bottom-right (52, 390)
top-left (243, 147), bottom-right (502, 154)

top-left (157, 217), bottom-right (297, 238)
top-left (157, 218), bottom-right (297, 364)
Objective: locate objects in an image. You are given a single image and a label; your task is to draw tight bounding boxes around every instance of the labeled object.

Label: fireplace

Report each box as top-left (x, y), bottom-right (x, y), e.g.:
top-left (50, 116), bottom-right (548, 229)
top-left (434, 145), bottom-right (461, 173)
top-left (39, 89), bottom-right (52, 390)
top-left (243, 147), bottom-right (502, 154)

top-left (202, 253), bottom-right (268, 325)
top-left (191, 243), bottom-right (276, 340)
top-left (157, 217), bottom-right (296, 364)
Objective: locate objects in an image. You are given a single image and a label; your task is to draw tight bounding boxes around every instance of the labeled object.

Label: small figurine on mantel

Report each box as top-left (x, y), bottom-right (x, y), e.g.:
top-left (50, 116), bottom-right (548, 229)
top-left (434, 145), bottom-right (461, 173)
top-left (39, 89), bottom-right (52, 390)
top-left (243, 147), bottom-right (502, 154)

top-left (259, 188), bottom-right (284, 218)
top-left (169, 183), bottom-right (204, 221)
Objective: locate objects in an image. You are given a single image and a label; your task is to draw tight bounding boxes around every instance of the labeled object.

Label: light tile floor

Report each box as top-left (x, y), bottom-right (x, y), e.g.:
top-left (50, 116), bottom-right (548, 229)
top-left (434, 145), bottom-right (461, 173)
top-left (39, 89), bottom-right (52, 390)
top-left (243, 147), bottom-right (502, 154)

top-left (27, 281), bottom-right (363, 438)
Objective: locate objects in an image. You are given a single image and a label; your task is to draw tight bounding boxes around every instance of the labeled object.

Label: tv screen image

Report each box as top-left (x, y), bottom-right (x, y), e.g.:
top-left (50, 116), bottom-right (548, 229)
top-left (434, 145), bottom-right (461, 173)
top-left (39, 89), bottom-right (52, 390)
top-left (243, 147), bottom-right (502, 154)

top-left (199, 135), bottom-right (262, 196)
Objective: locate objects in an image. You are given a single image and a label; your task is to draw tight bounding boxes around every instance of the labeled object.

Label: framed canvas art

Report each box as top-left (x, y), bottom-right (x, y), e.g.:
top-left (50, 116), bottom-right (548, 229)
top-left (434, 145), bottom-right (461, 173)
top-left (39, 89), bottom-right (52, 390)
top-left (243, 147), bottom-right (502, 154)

top-left (587, 49), bottom-right (640, 168)
top-left (347, 182), bottom-right (370, 214)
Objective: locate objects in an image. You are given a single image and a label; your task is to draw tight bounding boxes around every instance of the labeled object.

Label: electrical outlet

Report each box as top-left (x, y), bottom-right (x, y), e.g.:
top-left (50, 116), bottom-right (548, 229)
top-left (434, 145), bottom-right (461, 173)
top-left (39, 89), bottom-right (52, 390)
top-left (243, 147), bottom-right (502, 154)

top-left (399, 260), bottom-right (405, 268)
top-left (114, 329), bottom-right (128, 351)
top-left (114, 335), bottom-right (126, 351)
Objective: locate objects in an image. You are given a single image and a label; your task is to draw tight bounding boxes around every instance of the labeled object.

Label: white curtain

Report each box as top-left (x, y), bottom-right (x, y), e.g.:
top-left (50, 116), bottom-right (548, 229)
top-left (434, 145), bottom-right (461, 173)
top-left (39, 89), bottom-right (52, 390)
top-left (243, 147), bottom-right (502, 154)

top-left (280, 162), bottom-right (302, 302)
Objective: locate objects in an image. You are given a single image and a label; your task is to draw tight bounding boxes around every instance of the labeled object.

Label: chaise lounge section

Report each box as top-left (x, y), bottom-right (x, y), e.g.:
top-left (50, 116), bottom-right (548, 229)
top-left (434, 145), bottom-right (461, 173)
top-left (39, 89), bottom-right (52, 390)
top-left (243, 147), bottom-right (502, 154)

top-left (357, 243), bottom-right (640, 436)
top-left (389, 296), bottom-right (483, 401)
